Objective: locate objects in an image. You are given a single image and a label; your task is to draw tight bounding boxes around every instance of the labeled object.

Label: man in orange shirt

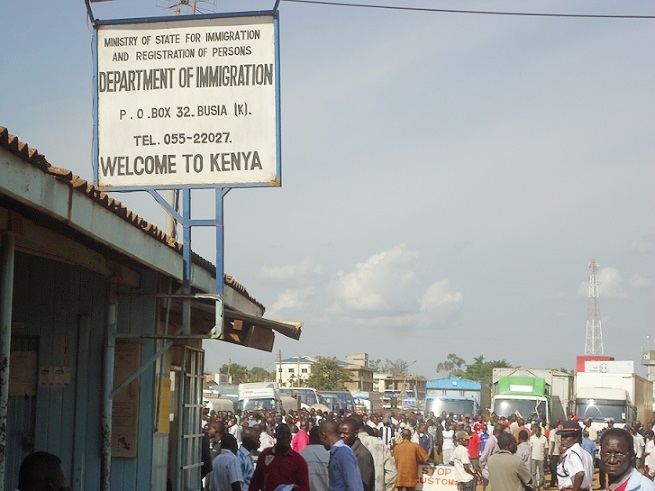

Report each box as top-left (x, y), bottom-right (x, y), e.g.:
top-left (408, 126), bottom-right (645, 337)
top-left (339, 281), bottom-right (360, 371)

top-left (393, 429), bottom-right (429, 491)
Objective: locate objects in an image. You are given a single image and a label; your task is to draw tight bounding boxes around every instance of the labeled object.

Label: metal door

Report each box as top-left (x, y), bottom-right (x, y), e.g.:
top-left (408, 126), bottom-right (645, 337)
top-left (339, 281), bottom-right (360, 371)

top-left (176, 346), bottom-right (205, 491)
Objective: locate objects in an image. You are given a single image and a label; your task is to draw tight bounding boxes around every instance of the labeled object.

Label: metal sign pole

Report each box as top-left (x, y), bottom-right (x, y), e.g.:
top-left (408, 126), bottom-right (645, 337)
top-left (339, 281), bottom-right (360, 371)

top-left (214, 188), bottom-right (226, 336)
top-left (182, 188), bottom-right (192, 335)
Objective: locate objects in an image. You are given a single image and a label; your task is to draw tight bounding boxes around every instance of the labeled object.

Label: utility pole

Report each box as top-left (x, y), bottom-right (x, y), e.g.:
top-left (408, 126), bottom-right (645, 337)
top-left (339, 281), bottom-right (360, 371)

top-left (278, 350), bottom-right (282, 385)
top-left (584, 259), bottom-right (604, 355)
top-left (297, 355), bottom-right (300, 387)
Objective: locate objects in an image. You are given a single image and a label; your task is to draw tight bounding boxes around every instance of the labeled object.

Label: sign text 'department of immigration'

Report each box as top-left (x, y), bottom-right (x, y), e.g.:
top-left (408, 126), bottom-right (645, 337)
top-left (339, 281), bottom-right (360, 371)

top-left (95, 15), bottom-right (280, 189)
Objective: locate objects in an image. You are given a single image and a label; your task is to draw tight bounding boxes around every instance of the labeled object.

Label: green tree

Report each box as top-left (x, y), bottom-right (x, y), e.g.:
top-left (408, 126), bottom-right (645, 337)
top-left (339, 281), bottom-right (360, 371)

top-left (248, 366), bottom-right (274, 382)
top-left (368, 359), bottom-right (383, 372)
top-left (305, 357), bottom-right (352, 390)
top-left (219, 363), bottom-right (249, 384)
top-left (286, 373), bottom-right (308, 388)
top-left (460, 355), bottom-right (512, 388)
top-left (384, 359), bottom-right (410, 377)
top-left (435, 353), bottom-right (466, 376)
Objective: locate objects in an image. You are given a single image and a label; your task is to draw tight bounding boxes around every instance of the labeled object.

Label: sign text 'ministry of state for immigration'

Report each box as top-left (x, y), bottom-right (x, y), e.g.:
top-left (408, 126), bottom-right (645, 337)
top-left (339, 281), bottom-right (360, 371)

top-left (94, 15), bottom-right (280, 190)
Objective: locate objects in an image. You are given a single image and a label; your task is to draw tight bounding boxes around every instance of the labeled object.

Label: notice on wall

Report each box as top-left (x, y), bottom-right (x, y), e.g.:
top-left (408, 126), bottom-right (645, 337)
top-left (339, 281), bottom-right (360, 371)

top-left (10, 351), bottom-right (37, 396)
top-left (112, 343), bottom-right (141, 458)
top-left (95, 15), bottom-right (280, 189)
top-left (38, 365), bottom-right (71, 388)
top-left (155, 376), bottom-right (172, 434)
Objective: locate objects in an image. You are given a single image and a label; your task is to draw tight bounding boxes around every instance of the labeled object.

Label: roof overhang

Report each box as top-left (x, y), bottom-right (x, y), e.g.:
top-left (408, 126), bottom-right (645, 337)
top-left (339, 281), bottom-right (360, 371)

top-left (156, 295), bottom-right (302, 352)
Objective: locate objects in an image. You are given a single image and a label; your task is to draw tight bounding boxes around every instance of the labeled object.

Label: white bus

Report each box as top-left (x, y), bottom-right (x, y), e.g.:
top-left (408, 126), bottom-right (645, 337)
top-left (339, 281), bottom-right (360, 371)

top-left (279, 387), bottom-right (323, 408)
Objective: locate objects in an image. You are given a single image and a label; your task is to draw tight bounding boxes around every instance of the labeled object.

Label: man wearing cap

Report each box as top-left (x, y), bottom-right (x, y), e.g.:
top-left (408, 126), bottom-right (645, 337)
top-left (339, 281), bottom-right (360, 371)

top-left (452, 431), bottom-right (481, 491)
top-left (556, 421), bottom-right (594, 491)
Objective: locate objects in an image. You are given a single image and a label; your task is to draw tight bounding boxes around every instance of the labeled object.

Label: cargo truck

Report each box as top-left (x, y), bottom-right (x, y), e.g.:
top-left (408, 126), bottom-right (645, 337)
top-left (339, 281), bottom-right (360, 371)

top-left (491, 368), bottom-right (574, 425)
top-left (424, 377), bottom-right (480, 419)
top-left (237, 382), bottom-right (282, 412)
top-left (575, 371), bottom-right (653, 434)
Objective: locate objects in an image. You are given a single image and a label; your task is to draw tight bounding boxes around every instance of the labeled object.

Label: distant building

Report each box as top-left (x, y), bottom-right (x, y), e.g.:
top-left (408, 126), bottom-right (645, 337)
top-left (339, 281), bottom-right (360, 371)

top-left (277, 355), bottom-right (316, 387)
top-left (275, 353), bottom-right (374, 392)
top-left (344, 354), bottom-right (374, 393)
top-left (374, 372), bottom-right (427, 409)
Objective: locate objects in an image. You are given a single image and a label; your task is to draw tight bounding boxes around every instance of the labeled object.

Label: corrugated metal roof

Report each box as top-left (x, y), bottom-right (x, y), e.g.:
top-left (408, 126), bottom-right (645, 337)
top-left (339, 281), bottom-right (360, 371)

top-left (0, 125), bottom-right (264, 310)
top-left (279, 356), bottom-right (350, 366)
top-left (281, 356), bottom-right (317, 363)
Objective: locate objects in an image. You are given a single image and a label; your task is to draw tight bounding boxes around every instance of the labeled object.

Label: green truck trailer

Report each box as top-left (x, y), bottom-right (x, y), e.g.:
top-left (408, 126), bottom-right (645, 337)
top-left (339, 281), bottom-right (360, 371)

top-left (491, 368), bottom-right (574, 425)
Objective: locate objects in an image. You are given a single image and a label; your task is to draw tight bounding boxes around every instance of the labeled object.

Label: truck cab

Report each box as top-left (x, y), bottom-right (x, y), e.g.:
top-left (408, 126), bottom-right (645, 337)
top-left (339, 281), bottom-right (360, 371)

top-left (424, 395), bottom-right (477, 420)
top-left (575, 386), bottom-right (635, 432)
top-left (492, 376), bottom-right (549, 422)
top-left (237, 382), bottom-right (282, 413)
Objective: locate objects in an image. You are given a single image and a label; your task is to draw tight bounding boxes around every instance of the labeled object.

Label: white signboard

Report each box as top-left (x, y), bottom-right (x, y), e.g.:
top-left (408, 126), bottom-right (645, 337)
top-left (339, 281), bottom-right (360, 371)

top-left (584, 360), bottom-right (635, 374)
top-left (416, 464), bottom-right (458, 491)
top-left (94, 14), bottom-right (280, 189)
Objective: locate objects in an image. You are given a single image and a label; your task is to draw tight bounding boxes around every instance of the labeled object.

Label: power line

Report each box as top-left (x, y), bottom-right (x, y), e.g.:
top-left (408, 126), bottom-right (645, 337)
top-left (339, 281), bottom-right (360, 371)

top-left (281, 0), bottom-right (655, 19)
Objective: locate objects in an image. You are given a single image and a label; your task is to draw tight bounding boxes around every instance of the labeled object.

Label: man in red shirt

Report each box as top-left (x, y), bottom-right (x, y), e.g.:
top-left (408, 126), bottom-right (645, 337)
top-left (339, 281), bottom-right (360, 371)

top-left (468, 426), bottom-right (483, 488)
top-left (249, 424), bottom-right (309, 491)
top-left (292, 420), bottom-right (310, 453)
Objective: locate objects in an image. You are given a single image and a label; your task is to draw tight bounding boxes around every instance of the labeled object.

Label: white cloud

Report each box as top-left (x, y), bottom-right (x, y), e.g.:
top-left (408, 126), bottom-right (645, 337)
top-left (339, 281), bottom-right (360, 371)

top-left (420, 280), bottom-right (464, 313)
top-left (632, 236), bottom-right (655, 254)
top-left (267, 286), bottom-right (316, 316)
top-left (329, 245), bottom-right (419, 313)
top-left (260, 258), bottom-right (325, 283)
top-left (578, 266), bottom-right (625, 299)
top-left (327, 246), bottom-right (464, 329)
top-left (631, 275), bottom-right (652, 290)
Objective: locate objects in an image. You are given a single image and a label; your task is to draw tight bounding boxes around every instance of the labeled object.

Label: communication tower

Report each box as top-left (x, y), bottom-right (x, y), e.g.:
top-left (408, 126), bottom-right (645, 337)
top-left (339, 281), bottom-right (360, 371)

top-left (157, 0), bottom-right (218, 15)
top-left (584, 259), bottom-right (604, 355)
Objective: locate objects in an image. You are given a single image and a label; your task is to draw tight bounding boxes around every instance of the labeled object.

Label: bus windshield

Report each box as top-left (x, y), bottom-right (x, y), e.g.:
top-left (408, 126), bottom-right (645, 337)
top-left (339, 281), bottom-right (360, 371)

top-left (279, 388), bottom-right (320, 407)
top-left (237, 398), bottom-right (277, 411)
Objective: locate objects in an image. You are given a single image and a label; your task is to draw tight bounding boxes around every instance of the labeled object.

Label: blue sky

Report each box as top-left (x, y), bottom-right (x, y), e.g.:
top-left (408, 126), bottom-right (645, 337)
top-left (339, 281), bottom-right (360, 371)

top-left (2, 0), bottom-right (654, 378)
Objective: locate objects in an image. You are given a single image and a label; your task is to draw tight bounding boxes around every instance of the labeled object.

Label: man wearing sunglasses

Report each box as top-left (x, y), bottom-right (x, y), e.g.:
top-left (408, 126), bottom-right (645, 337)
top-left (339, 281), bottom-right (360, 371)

top-left (600, 428), bottom-right (655, 491)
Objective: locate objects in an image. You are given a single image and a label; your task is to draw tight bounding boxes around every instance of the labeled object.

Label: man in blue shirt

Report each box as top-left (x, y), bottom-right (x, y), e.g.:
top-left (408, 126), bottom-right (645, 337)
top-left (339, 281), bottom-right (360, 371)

top-left (319, 419), bottom-right (364, 491)
top-left (211, 434), bottom-right (244, 491)
top-left (238, 427), bottom-right (260, 491)
top-left (581, 430), bottom-right (596, 456)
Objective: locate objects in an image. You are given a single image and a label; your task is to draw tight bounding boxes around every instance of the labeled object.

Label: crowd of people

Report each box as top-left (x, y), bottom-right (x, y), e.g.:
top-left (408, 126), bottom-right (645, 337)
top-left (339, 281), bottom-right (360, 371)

top-left (201, 406), bottom-right (655, 491)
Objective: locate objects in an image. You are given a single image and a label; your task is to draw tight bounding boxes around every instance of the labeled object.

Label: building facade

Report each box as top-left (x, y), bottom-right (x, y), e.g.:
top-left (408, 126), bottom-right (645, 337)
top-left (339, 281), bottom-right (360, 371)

top-left (0, 126), bottom-right (300, 491)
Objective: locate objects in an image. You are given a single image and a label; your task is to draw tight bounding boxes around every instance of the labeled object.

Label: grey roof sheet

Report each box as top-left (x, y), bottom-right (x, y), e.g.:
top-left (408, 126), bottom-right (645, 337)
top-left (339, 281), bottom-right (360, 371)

top-left (0, 125), bottom-right (264, 310)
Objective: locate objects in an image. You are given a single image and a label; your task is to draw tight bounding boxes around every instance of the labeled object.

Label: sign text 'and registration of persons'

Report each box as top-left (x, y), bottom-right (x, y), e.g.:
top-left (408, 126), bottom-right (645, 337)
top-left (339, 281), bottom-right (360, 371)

top-left (95, 15), bottom-right (279, 189)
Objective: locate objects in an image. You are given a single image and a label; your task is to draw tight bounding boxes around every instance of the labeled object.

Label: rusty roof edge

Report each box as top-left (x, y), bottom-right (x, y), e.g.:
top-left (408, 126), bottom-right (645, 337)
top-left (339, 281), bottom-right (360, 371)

top-left (0, 126), bottom-right (265, 311)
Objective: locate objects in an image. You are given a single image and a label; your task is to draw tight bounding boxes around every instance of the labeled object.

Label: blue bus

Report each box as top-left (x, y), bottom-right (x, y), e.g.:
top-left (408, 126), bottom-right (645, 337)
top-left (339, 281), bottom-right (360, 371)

top-left (318, 390), bottom-right (357, 414)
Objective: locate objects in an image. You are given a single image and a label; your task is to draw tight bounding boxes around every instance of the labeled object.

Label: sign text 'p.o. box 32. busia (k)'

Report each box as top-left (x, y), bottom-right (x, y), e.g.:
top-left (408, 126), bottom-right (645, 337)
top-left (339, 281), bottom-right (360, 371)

top-left (94, 14), bottom-right (280, 190)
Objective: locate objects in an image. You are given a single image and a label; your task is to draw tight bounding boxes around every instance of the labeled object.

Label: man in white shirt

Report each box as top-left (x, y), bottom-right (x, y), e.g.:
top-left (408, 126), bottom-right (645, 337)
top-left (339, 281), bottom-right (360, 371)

top-left (529, 424), bottom-right (548, 491)
top-left (556, 421), bottom-right (594, 491)
top-left (631, 426), bottom-right (645, 470)
top-left (442, 421), bottom-right (455, 466)
top-left (210, 434), bottom-right (244, 491)
top-left (583, 420), bottom-right (597, 443)
top-left (452, 431), bottom-right (480, 491)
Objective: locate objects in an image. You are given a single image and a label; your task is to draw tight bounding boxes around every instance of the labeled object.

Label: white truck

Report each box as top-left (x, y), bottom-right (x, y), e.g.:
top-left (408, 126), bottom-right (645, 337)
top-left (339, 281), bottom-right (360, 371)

top-left (491, 368), bottom-right (574, 425)
top-left (237, 382), bottom-right (282, 413)
top-left (575, 370), bottom-right (653, 434)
